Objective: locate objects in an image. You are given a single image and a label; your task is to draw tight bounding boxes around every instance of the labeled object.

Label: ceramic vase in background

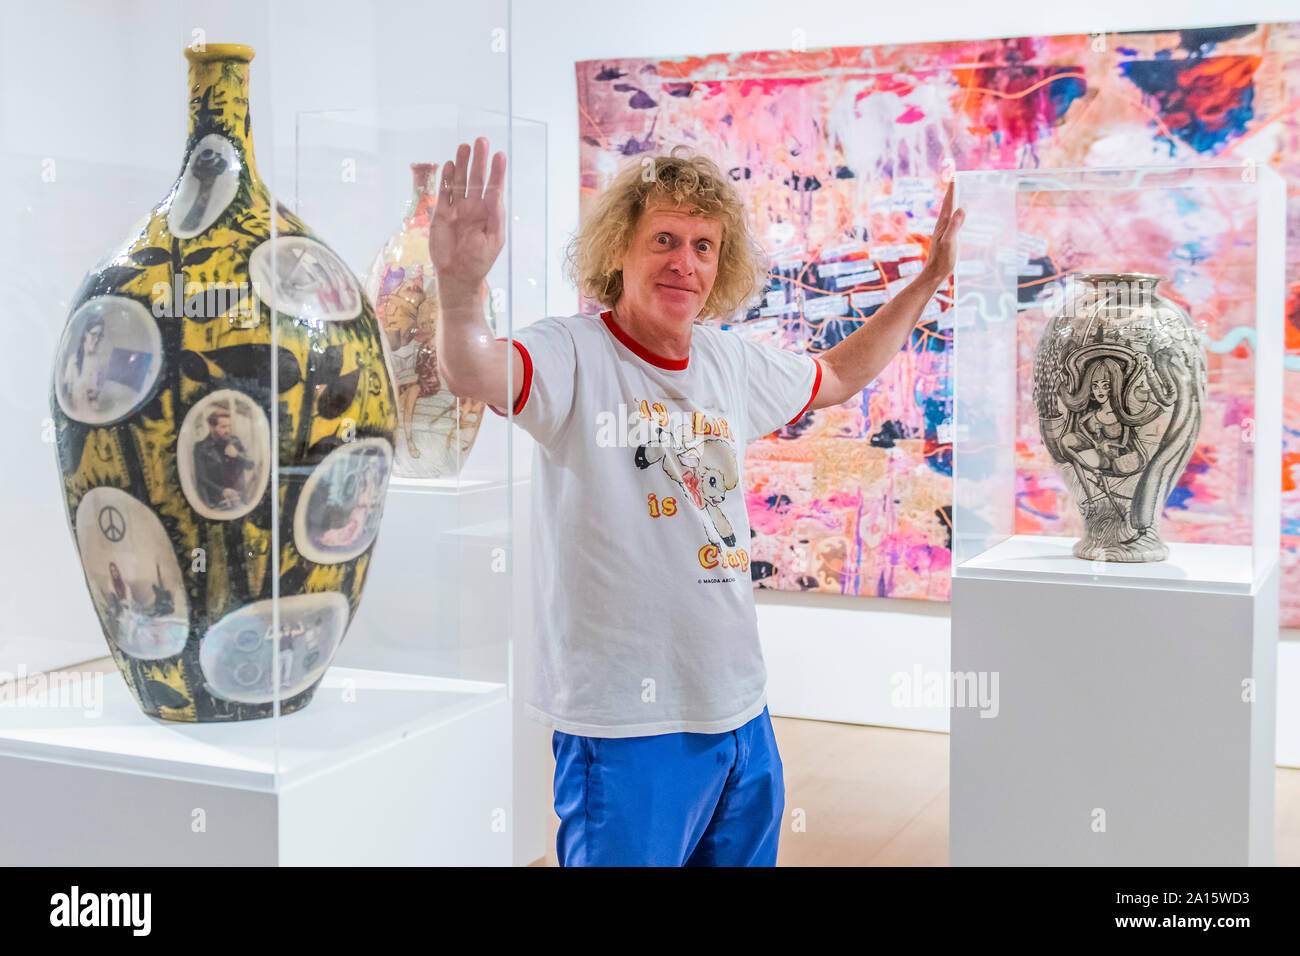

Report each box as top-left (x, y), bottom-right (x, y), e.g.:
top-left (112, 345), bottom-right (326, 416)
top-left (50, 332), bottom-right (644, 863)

top-left (1032, 272), bottom-right (1207, 562)
top-left (364, 163), bottom-right (495, 479)
top-left (49, 43), bottom-right (397, 721)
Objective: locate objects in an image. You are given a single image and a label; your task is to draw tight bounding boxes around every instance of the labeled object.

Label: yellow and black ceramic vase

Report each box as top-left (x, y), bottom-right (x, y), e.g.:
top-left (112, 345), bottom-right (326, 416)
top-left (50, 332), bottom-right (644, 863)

top-left (50, 44), bottom-right (397, 721)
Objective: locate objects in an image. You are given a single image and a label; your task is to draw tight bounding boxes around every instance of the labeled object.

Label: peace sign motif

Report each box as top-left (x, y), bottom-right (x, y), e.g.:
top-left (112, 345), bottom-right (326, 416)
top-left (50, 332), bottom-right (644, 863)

top-left (98, 504), bottom-right (126, 542)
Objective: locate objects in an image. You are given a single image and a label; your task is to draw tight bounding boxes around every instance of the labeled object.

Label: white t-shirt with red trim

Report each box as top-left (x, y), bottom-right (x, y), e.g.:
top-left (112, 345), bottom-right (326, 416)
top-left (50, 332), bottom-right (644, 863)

top-left (491, 309), bottom-right (821, 737)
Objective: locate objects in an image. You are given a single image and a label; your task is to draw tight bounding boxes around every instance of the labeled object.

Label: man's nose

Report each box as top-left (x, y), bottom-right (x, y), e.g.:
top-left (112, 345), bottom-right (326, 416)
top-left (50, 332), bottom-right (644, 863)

top-left (666, 248), bottom-right (695, 276)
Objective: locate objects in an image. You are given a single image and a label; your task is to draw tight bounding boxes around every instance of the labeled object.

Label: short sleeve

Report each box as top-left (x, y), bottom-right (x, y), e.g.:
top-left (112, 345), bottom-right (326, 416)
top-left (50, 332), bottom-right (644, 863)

top-left (739, 338), bottom-right (822, 443)
top-left (487, 316), bottom-right (578, 446)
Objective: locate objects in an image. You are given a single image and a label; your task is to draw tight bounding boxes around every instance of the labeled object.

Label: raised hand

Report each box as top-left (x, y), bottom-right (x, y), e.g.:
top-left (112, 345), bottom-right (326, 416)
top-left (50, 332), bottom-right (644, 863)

top-left (923, 180), bottom-right (965, 282)
top-left (429, 136), bottom-right (507, 298)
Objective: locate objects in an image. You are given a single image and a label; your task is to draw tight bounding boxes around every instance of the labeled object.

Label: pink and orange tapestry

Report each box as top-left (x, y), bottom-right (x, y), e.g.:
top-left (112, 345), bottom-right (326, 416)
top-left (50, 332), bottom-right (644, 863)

top-left (575, 23), bottom-right (1300, 622)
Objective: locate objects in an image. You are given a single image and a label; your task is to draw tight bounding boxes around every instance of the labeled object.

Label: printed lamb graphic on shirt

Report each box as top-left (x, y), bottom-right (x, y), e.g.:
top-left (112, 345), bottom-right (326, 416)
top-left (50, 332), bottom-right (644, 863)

top-left (635, 427), bottom-right (739, 548)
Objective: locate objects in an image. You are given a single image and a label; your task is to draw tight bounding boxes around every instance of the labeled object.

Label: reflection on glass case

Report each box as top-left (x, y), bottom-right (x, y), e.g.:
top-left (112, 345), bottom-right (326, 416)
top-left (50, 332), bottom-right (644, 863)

top-left (951, 163), bottom-right (1285, 592)
top-left (363, 163), bottom-right (497, 479)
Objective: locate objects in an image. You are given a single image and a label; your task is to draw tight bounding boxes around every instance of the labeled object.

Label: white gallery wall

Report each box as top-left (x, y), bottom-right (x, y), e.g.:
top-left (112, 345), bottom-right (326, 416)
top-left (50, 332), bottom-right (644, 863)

top-left (509, 0), bottom-right (1300, 765)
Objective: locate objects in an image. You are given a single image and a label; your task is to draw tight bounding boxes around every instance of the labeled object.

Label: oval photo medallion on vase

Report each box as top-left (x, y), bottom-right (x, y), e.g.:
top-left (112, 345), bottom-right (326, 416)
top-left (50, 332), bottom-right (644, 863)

top-left (1032, 272), bottom-right (1208, 562)
top-left (49, 44), bottom-right (397, 721)
top-left (54, 296), bottom-right (164, 426)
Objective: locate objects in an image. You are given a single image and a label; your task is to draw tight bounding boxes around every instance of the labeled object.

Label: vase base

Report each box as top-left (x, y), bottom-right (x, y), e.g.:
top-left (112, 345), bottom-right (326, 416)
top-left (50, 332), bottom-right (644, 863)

top-left (1073, 529), bottom-right (1168, 563)
top-left (137, 686), bottom-right (318, 723)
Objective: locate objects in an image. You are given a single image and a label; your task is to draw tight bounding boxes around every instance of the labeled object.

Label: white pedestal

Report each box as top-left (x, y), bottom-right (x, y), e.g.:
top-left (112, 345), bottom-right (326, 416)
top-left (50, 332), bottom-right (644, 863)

top-left (0, 667), bottom-right (511, 866)
top-left (341, 473), bottom-right (550, 866)
top-left (950, 536), bottom-right (1277, 866)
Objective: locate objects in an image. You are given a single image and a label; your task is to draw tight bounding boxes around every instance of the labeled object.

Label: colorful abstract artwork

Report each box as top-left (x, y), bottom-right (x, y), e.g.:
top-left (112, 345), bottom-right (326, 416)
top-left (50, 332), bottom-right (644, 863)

top-left (575, 22), bottom-right (1300, 620)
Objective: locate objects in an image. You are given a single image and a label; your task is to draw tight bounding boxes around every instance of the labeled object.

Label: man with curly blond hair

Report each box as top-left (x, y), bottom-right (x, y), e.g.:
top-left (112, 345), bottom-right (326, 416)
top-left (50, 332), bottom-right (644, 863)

top-left (432, 138), bottom-right (964, 867)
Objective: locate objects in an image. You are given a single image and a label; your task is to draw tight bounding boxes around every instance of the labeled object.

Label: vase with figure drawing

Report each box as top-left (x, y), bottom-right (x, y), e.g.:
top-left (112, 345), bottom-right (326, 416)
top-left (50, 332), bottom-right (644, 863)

top-left (1032, 273), bottom-right (1207, 562)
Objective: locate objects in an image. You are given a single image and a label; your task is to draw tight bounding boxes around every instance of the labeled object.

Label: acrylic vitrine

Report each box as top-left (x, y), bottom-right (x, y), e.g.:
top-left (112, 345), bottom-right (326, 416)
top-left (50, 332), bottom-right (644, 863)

top-left (948, 162), bottom-right (1283, 866)
top-left (0, 0), bottom-right (541, 867)
top-left (951, 163), bottom-right (1284, 594)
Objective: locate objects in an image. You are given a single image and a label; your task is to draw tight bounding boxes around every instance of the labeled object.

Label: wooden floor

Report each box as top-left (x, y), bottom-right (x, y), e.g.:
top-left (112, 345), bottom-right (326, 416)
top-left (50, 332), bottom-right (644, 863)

top-left (534, 715), bottom-right (1300, 866)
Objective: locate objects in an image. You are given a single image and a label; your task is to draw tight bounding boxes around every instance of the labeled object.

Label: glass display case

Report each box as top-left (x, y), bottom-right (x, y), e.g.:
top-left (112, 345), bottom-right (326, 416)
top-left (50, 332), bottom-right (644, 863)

top-left (948, 163), bottom-right (1284, 867)
top-left (950, 163), bottom-right (1285, 594)
top-left (0, 0), bottom-right (539, 866)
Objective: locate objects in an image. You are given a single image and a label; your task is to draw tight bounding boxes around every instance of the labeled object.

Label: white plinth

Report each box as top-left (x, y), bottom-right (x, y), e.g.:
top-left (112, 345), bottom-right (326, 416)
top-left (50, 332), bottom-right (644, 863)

top-left (950, 540), bottom-right (1277, 866)
top-left (0, 667), bottom-right (511, 866)
top-left (956, 534), bottom-right (1255, 592)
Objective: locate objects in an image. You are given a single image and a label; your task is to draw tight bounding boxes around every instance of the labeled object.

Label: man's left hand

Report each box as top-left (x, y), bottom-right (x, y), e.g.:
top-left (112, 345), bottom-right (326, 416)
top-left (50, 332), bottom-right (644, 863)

top-left (922, 180), bottom-right (965, 283)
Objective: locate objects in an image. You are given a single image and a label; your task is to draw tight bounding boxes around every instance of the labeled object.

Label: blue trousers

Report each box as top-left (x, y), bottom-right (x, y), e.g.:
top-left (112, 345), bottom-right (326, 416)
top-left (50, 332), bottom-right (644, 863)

top-left (552, 706), bottom-right (785, 866)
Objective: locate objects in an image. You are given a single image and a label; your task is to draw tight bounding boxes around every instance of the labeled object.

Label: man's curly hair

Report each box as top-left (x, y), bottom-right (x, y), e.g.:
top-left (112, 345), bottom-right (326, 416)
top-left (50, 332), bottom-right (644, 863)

top-left (563, 146), bottom-right (769, 321)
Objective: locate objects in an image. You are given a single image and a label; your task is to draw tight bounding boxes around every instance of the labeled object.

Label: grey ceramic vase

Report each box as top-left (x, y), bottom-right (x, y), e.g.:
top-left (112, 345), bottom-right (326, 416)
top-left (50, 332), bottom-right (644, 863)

top-left (1032, 273), bottom-right (1207, 562)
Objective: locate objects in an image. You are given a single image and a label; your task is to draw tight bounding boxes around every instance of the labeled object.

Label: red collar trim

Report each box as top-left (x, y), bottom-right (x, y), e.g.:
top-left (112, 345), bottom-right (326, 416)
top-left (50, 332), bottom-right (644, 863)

top-left (600, 310), bottom-right (689, 371)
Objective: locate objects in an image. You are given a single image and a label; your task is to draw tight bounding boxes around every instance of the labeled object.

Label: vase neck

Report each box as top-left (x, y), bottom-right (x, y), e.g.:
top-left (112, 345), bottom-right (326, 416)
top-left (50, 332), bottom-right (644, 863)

top-left (1080, 273), bottom-right (1160, 295)
top-left (406, 163), bottom-right (437, 225)
top-left (183, 45), bottom-right (262, 186)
